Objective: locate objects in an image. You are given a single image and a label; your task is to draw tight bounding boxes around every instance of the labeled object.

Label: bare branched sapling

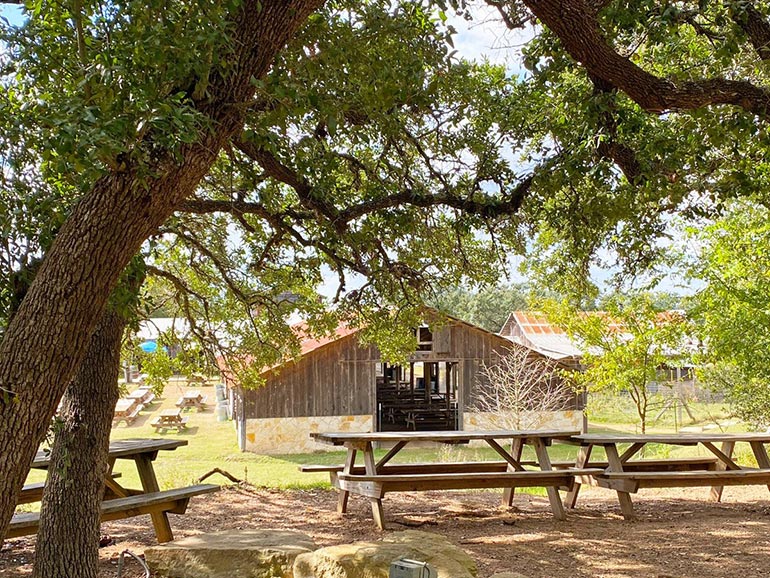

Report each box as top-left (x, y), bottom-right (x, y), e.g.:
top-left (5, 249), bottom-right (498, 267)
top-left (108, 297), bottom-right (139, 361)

top-left (473, 347), bottom-right (573, 430)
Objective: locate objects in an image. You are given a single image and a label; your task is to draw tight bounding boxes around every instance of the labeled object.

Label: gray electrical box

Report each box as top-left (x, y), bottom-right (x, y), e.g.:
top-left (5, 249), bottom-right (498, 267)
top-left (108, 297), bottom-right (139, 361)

top-left (389, 558), bottom-right (438, 578)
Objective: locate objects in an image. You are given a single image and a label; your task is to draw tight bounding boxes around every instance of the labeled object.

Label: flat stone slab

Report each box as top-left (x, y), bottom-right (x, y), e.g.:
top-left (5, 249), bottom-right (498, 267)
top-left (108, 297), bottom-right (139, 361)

top-left (293, 530), bottom-right (477, 578)
top-left (145, 529), bottom-right (316, 578)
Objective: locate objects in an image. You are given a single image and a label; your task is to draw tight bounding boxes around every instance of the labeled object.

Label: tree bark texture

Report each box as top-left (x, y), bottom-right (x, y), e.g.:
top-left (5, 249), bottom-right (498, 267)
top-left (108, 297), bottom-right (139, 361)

top-left (0, 0), bottom-right (324, 541)
top-left (32, 309), bottom-right (125, 578)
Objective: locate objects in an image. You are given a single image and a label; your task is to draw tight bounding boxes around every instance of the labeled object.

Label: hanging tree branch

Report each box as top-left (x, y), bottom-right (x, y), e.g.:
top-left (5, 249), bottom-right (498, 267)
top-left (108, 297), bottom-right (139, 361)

top-left (492, 0), bottom-right (770, 116)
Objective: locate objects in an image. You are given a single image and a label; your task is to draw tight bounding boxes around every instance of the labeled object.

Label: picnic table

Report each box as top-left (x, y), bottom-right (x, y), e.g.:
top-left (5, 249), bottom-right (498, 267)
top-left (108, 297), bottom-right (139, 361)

top-left (113, 388), bottom-right (156, 426)
top-left (151, 409), bottom-right (189, 432)
top-left (112, 398), bottom-right (141, 426)
top-left (13, 438), bottom-right (218, 542)
top-left (176, 390), bottom-right (207, 411)
top-left (565, 432), bottom-right (770, 519)
top-left (126, 386), bottom-right (155, 405)
top-left (306, 429), bottom-right (600, 529)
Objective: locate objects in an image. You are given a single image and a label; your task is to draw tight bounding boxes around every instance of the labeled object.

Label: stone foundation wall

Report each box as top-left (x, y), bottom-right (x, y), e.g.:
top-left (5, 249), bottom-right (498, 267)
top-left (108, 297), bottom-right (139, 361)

top-left (463, 410), bottom-right (583, 433)
top-left (243, 415), bottom-right (373, 454)
top-left (242, 410), bottom-right (582, 454)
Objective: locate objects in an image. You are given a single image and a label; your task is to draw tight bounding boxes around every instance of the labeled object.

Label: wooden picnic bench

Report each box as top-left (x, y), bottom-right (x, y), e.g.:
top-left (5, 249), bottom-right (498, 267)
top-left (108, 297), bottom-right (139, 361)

top-left (113, 398), bottom-right (146, 427)
top-left (151, 409), bottom-right (189, 432)
top-left (403, 407), bottom-right (457, 430)
top-left (565, 432), bottom-right (770, 519)
top-left (307, 430), bottom-right (599, 529)
top-left (9, 485), bottom-right (218, 539)
top-left (12, 439), bottom-right (217, 542)
top-left (127, 387), bottom-right (156, 405)
top-left (299, 455), bottom-right (720, 484)
top-left (113, 389), bottom-right (157, 427)
top-left (176, 390), bottom-right (208, 411)
top-left (17, 473), bottom-right (122, 506)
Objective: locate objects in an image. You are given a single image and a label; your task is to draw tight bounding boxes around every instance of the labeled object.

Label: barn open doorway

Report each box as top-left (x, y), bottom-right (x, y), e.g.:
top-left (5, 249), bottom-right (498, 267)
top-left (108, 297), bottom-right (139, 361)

top-left (375, 361), bottom-right (459, 431)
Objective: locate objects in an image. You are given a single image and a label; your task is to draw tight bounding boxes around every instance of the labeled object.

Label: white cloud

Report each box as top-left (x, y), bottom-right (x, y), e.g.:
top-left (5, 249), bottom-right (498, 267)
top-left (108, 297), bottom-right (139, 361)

top-left (448, 6), bottom-right (534, 74)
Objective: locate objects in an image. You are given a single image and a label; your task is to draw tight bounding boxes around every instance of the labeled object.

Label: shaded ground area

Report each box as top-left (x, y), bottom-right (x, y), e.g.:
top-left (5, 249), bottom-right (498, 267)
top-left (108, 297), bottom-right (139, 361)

top-left (3, 485), bottom-right (770, 577)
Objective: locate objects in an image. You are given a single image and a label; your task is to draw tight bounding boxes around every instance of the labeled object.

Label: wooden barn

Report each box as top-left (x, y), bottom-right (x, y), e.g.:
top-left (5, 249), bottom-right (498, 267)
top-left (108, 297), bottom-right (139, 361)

top-left (225, 312), bottom-right (584, 454)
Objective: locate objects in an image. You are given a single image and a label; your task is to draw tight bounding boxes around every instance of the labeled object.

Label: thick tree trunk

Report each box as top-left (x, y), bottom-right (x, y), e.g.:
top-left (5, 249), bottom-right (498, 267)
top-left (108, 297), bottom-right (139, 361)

top-left (0, 0), bottom-right (324, 542)
top-left (32, 310), bottom-right (125, 578)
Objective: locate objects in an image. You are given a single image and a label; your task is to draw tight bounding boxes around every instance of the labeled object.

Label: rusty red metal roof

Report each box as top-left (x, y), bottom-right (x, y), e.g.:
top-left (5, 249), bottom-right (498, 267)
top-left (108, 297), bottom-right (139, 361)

top-left (293, 322), bottom-right (359, 357)
top-left (512, 311), bottom-right (567, 335)
top-left (504, 310), bottom-right (685, 360)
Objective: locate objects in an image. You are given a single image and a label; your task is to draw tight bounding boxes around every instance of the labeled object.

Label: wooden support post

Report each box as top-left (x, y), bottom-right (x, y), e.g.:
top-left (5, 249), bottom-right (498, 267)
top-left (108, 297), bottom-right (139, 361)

top-left (619, 443), bottom-right (645, 463)
top-left (338, 448), bottom-right (357, 513)
top-left (502, 438), bottom-right (524, 507)
top-left (708, 441), bottom-right (735, 502)
top-left (135, 456), bottom-right (174, 543)
top-left (445, 362), bottom-right (451, 413)
top-left (605, 444), bottom-right (636, 520)
top-left (749, 441), bottom-right (770, 496)
top-left (363, 442), bottom-right (386, 529)
top-left (565, 444), bottom-right (592, 509)
top-left (533, 438), bottom-right (565, 520)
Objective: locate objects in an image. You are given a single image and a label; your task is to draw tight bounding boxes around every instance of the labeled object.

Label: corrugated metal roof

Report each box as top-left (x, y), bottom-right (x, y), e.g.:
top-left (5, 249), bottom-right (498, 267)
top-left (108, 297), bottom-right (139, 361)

top-left (503, 310), bottom-right (690, 360)
top-left (516, 334), bottom-right (583, 359)
top-left (512, 311), bottom-right (568, 336)
top-left (216, 321), bottom-right (360, 381)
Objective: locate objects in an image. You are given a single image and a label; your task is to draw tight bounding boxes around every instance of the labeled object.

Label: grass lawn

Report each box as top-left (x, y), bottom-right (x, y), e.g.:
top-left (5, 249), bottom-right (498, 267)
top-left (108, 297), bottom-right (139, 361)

top-left (587, 392), bottom-right (734, 433)
top-left (24, 382), bottom-right (755, 501)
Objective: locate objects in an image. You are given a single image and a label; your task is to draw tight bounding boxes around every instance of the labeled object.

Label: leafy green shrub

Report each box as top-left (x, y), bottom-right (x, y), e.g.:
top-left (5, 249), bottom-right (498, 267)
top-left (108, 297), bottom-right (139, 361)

top-left (140, 349), bottom-right (174, 397)
top-left (699, 362), bottom-right (770, 430)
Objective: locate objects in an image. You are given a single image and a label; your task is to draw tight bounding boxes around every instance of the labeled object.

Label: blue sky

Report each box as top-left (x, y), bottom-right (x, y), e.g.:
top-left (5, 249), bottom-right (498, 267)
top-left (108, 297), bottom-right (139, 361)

top-left (0, 5), bottom-right (22, 25)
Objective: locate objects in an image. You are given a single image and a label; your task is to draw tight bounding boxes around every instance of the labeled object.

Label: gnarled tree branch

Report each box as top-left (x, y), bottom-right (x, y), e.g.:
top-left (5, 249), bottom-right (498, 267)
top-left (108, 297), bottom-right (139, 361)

top-left (232, 139), bottom-right (341, 222)
top-left (520, 0), bottom-right (770, 116)
top-left (729, 1), bottom-right (770, 61)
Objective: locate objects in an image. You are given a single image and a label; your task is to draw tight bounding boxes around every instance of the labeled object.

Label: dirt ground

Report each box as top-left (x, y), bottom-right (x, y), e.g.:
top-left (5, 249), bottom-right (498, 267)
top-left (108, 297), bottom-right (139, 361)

top-left (3, 484), bottom-right (770, 578)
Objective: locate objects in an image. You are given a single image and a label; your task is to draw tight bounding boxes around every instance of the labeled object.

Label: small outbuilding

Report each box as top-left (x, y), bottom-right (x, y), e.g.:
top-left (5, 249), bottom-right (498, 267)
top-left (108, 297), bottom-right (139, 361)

top-left (225, 312), bottom-right (584, 454)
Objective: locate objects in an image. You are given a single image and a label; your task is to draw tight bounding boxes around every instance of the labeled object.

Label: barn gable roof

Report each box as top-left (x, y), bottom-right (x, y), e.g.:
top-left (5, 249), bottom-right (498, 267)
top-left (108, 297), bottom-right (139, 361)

top-left (266, 308), bottom-right (515, 373)
top-left (500, 311), bottom-right (582, 360)
top-left (293, 322), bottom-right (360, 357)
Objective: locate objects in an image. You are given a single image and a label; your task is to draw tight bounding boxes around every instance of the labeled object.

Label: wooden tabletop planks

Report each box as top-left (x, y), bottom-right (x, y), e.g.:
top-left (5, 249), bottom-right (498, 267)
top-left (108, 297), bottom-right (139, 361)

top-left (32, 438), bottom-right (187, 468)
top-left (570, 432), bottom-right (770, 445)
top-left (311, 429), bottom-right (581, 446)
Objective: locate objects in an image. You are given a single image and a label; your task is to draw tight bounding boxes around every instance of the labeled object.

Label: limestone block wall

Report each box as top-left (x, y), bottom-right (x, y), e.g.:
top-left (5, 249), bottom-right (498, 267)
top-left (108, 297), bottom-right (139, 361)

top-left (243, 415), bottom-right (373, 454)
top-left (463, 410), bottom-right (583, 434)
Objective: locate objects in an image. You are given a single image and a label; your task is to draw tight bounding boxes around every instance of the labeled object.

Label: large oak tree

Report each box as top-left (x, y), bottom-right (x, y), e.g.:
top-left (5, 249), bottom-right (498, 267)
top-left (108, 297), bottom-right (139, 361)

top-left (0, 3), bottom-right (538, 573)
top-left (0, 0), bottom-right (325, 541)
top-left (2, 0), bottom-right (770, 567)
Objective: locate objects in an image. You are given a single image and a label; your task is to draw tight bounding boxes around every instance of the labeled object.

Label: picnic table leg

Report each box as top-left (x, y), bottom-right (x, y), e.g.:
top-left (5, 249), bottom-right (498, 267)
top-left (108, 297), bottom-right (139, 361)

top-left (565, 444), bottom-right (592, 509)
top-left (532, 438), bottom-right (565, 520)
top-left (363, 442), bottom-right (385, 530)
top-left (708, 441), bottom-right (735, 502)
top-left (135, 456), bottom-right (174, 543)
top-left (502, 438), bottom-right (524, 507)
top-left (337, 449), bottom-right (357, 514)
top-left (103, 458), bottom-right (131, 499)
top-left (605, 444), bottom-right (635, 520)
top-left (748, 441), bottom-right (770, 495)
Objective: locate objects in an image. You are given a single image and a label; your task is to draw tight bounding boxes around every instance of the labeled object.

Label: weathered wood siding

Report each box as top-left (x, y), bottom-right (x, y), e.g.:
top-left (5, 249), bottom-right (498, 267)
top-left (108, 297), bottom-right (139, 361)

top-left (446, 323), bottom-right (513, 411)
top-left (242, 334), bottom-right (377, 419)
top-left (432, 322), bottom-right (583, 412)
top-left (240, 319), bottom-right (581, 421)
